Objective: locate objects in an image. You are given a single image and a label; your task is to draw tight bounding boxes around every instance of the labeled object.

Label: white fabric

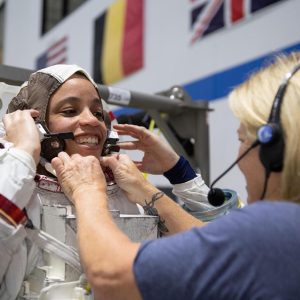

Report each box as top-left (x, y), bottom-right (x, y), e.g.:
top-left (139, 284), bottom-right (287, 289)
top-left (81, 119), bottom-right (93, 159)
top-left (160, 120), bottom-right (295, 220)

top-left (25, 228), bottom-right (81, 272)
top-left (37, 64), bottom-right (98, 89)
top-left (172, 174), bottom-right (213, 212)
top-left (0, 146), bottom-right (140, 299)
top-left (0, 144), bottom-right (36, 209)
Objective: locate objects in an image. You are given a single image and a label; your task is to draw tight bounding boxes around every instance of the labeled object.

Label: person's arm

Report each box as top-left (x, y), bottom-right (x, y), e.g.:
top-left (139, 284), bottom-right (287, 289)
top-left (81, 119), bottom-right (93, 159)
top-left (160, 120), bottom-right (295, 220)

top-left (51, 152), bottom-right (204, 298)
top-left (114, 124), bottom-right (213, 211)
top-left (0, 109), bottom-right (40, 225)
top-left (101, 154), bottom-right (205, 235)
top-left (52, 152), bottom-right (141, 300)
top-left (0, 110), bottom-right (40, 297)
top-left (163, 155), bottom-right (213, 211)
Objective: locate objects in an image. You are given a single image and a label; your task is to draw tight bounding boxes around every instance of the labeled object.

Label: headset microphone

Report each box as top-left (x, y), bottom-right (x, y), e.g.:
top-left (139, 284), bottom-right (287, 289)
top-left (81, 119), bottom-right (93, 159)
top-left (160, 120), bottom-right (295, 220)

top-left (208, 140), bottom-right (259, 206)
top-left (207, 187), bottom-right (226, 207)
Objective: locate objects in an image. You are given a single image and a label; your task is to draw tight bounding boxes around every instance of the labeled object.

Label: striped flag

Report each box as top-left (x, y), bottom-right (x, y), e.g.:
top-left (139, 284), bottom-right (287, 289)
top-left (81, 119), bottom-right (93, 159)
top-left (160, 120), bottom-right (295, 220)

top-left (93, 0), bottom-right (144, 85)
top-left (190, 0), bottom-right (285, 44)
top-left (36, 36), bottom-right (68, 69)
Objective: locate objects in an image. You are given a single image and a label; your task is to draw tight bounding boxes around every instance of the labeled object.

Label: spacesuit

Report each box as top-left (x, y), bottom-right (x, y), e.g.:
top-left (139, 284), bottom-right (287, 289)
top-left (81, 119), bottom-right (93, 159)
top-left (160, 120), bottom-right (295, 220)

top-left (0, 63), bottom-right (225, 299)
top-left (0, 64), bottom-right (143, 299)
top-left (0, 134), bottom-right (142, 300)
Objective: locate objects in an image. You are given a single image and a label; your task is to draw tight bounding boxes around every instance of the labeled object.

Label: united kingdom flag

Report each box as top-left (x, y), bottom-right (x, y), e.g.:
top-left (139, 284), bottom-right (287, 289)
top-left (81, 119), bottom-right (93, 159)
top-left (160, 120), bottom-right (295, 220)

top-left (190, 0), bottom-right (286, 44)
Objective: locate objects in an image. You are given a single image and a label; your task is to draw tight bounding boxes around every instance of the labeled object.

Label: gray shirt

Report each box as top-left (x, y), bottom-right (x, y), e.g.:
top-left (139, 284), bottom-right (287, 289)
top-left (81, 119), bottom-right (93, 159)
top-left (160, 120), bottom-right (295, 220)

top-left (134, 201), bottom-right (300, 300)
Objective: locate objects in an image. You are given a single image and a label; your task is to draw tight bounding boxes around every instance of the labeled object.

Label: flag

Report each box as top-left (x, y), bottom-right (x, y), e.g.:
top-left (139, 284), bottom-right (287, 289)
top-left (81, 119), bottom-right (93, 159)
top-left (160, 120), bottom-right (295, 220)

top-left (36, 36), bottom-right (68, 69)
top-left (93, 0), bottom-right (144, 85)
top-left (190, 0), bottom-right (286, 44)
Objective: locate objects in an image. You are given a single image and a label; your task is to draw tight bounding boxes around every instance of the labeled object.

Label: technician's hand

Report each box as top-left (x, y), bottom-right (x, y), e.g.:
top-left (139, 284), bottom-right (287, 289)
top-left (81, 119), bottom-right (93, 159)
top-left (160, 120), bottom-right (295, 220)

top-left (113, 124), bottom-right (179, 174)
top-left (3, 109), bottom-right (41, 165)
top-left (52, 152), bottom-right (107, 203)
top-left (101, 153), bottom-right (157, 205)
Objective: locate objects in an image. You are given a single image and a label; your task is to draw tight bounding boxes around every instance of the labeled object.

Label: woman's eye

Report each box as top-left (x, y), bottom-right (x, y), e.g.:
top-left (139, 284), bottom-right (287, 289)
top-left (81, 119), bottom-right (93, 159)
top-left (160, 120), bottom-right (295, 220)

top-left (61, 109), bottom-right (77, 116)
top-left (94, 111), bottom-right (104, 120)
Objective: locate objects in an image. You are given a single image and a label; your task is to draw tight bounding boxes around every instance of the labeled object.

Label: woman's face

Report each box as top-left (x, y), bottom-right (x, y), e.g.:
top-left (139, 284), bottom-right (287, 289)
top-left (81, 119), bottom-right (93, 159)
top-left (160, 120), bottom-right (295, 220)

top-left (46, 75), bottom-right (107, 159)
top-left (237, 123), bottom-right (266, 203)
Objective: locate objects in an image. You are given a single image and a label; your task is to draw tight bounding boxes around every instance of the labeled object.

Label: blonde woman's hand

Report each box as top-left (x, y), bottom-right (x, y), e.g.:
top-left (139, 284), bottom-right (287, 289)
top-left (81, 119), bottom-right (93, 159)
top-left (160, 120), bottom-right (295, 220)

top-left (52, 152), bottom-right (107, 203)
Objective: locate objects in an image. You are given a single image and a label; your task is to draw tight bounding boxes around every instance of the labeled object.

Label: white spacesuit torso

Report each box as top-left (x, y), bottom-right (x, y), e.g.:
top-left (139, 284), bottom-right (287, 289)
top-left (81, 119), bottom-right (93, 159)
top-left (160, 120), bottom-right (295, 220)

top-left (20, 175), bottom-right (141, 299)
top-left (0, 144), bottom-right (142, 299)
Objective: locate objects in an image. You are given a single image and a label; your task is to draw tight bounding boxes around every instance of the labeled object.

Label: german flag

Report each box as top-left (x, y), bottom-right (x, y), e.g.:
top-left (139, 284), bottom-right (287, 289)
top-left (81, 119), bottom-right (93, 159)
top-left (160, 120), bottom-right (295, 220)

top-left (93, 0), bottom-right (144, 85)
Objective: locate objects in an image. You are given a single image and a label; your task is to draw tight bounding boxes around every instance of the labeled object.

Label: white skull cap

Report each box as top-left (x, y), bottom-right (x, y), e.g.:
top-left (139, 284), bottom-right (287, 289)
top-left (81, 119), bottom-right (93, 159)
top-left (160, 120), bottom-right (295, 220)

top-left (36, 64), bottom-right (98, 89)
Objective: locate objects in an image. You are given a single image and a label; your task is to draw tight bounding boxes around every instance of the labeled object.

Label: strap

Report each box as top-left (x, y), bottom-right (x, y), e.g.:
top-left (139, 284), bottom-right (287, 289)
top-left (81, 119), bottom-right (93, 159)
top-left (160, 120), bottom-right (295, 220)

top-left (26, 227), bottom-right (82, 273)
top-left (35, 174), bottom-right (63, 193)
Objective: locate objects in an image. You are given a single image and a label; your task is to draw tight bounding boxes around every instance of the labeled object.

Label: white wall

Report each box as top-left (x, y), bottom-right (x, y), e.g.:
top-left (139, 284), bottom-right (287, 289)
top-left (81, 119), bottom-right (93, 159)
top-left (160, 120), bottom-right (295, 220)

top-left (5, 1), bottom-right (299, 90)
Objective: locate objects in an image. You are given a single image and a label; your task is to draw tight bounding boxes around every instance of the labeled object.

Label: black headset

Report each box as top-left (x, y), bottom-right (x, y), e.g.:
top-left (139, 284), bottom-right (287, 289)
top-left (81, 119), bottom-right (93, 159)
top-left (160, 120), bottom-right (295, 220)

top-left (36, 122), bottom-right (74, 162)
top-left (257, 62), bottom-right (300, 173)
top-left (208, 62), bottom-right (300, 206)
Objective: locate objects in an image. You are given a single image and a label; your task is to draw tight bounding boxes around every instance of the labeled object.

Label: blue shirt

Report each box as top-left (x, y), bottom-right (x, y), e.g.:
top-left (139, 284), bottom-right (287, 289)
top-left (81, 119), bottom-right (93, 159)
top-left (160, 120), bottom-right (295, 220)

top-left (134, 201), bottom-right (300, 300)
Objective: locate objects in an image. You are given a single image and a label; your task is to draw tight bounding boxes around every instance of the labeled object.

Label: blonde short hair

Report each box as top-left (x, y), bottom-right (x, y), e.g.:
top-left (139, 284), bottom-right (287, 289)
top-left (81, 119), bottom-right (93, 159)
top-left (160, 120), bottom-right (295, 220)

top-left (229, 52), bottom-right (300, 202)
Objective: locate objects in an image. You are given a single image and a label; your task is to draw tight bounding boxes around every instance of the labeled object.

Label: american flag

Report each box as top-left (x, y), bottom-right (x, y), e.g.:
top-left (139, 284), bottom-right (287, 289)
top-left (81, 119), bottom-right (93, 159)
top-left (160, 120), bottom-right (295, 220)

top-left (190, 0), bottom-right (285, 44)
top-left (36, 36), bottom-right (68, 69)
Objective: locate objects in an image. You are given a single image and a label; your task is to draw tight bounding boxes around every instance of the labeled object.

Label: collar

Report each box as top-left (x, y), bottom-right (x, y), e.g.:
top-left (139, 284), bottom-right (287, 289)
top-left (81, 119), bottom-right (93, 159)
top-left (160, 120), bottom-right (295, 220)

top-left (35, 175), bottom-right (120, 194)
top-left (35, 174), bottom-right (63, 193)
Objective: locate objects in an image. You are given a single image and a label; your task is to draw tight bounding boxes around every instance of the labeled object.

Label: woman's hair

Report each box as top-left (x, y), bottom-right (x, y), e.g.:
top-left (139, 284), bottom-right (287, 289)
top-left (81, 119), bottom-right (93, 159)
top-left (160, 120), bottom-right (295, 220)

top-left (229, 52), bottom-right (300, 202)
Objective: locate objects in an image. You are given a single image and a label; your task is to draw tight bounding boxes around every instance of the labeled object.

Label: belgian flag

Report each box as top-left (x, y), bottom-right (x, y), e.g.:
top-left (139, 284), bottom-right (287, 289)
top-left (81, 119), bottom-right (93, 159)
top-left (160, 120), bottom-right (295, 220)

top-left (93, 0), bottom-right (144, 85)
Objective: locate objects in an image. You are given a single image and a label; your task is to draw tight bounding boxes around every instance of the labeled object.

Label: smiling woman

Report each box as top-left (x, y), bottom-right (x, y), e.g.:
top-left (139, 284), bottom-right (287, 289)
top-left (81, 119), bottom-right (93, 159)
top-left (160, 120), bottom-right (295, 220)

top-left (1, 64), bottom-right (141, 299)
top-left (46, 74), bottom-right (107, 158)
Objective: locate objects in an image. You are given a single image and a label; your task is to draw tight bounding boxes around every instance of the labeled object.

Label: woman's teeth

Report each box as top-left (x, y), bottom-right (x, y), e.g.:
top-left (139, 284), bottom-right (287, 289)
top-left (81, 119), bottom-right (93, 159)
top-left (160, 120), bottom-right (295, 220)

top-left (76, 136), bottom-right (99, 145)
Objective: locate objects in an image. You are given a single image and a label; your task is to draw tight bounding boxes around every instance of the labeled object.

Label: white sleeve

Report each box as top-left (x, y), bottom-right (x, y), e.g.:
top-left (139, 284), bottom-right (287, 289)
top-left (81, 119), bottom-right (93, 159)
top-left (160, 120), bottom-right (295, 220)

top-left (0, 220), bottom-right (27, 299)
top-left (0, 145), bottom-right (36, 298)
top-left (172, 174), bottom-right (214, 211)
top-left (0, 146), bottom-right (36, 209)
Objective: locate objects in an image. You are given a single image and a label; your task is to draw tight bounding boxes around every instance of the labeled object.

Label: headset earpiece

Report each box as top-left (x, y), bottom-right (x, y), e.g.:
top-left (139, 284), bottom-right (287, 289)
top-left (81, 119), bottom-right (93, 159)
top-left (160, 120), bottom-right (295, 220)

top-left (256, 62), bottom-right (300, 173)
top-left (257, 123), bottom-right (284, 172)
top-left (41, 136), bottom-right (66, 162)
top-left (36, 122), bottom-right (74, 163)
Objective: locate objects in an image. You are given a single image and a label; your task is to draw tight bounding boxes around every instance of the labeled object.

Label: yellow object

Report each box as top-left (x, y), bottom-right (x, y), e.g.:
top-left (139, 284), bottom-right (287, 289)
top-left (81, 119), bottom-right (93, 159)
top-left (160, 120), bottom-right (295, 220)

top-left (102, 0), bottom-right (125, 84)
top-left (237, 198), bottom-right (245, 208)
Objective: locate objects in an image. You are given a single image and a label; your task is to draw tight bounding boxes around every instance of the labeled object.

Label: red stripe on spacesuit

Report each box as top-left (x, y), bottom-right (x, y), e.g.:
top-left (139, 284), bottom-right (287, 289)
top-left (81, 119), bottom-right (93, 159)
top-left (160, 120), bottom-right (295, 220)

top-left (0, 194), bottom-right (27, 226)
